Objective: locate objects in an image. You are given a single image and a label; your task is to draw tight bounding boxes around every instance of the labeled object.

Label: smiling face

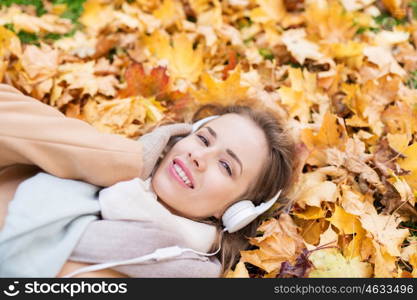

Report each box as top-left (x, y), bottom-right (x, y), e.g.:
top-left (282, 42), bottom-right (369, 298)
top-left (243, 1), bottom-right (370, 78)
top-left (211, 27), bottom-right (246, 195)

top-left (151, 113), bottom-right (269, 219)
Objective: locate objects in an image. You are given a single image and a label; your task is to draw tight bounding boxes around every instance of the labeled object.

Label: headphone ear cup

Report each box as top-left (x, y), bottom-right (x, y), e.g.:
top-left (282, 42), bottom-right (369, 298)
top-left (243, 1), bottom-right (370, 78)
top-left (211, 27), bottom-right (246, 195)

top-left (221, 200), bottom-right (258, 233)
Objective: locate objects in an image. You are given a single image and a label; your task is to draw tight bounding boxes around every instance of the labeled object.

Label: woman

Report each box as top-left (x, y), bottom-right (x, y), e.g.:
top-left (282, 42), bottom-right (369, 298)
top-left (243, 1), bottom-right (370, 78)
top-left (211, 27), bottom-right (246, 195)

top-left (0, 83), bottom-right (296, 277)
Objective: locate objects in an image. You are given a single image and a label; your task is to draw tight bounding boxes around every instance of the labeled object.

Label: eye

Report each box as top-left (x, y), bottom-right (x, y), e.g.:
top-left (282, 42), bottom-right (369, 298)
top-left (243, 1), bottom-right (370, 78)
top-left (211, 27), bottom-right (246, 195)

top-left (197, 134), bottom-right (209, 146)
top-left (221, 161), bottom-right (233, 176)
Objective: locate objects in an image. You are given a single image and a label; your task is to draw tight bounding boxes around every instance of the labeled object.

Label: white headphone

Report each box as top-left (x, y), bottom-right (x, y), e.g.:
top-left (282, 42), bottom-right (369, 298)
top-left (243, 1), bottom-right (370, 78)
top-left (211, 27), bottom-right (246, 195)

top-left (192, 115), bottom-right (282, 234)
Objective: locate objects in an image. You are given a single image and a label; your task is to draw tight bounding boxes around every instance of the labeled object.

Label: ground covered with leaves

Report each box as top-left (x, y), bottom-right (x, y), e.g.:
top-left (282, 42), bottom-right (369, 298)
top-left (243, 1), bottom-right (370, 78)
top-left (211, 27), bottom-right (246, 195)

top-left (1, 0), bottom-right (417, 278)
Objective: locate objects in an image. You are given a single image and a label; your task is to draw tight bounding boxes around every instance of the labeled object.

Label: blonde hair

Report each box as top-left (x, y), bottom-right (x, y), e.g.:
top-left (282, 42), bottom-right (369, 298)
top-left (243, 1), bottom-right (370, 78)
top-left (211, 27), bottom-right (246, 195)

top-left (189, 102), bottom-right (297, 275)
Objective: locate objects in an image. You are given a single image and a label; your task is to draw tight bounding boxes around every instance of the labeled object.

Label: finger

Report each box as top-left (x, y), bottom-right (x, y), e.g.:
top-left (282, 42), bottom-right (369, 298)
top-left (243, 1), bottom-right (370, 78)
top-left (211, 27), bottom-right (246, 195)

top-left (159, 123), bottom-right (193, 136)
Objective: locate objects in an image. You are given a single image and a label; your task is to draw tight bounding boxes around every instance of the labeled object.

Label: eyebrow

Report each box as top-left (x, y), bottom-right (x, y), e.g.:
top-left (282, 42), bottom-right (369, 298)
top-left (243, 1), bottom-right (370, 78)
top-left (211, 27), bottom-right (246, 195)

top-left (204, 126), bottom-right (243, 175)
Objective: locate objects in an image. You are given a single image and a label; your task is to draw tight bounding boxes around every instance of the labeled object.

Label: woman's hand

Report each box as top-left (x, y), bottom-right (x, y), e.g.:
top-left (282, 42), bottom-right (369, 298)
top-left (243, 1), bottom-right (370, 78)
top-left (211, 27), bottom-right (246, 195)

top-left (138, 123), bottom-right (192, 179)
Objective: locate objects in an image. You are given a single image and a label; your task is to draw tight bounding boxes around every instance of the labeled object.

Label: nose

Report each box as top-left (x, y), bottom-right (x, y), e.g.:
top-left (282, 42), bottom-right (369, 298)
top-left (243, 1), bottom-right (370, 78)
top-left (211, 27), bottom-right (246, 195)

top-left (188, 148), bottom-right (213, 171)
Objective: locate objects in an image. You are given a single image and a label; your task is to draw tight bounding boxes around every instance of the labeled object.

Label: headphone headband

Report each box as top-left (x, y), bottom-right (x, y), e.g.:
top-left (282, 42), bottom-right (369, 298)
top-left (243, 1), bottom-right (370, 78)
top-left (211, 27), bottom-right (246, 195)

top-left (191, 115), bottom-right (220, 133)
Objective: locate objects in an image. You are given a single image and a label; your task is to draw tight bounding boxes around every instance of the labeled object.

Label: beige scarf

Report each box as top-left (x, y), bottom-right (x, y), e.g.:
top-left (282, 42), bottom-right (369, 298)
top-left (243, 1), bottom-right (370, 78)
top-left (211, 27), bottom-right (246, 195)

top-left (98, 177), bottom-right (217, 253)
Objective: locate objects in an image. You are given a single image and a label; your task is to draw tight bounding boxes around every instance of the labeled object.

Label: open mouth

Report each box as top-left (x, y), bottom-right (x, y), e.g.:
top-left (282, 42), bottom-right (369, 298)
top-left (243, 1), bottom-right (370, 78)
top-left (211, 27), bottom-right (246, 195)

top-left (169, 160), bottom-right (194, 189)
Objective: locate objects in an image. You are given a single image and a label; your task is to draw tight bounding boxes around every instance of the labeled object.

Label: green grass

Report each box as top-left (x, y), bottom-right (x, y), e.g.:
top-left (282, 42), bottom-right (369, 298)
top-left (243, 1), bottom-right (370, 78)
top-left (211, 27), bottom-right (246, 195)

top-left (0, 0), bottom-right (87, 23)
top-left (259, 48), bottom-right (274, 61)
top-left (0, 0), bottom-right (46, 16)
top-left (400, 221), bottom-right (417, 237)
top-left (406, 70), bottom-right (417, 89)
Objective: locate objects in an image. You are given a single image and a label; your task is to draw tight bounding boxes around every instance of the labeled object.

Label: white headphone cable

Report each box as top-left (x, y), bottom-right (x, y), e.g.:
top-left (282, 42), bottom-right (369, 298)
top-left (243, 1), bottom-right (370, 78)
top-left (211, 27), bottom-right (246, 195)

top-left (63, 245), bottom-right (221, 278)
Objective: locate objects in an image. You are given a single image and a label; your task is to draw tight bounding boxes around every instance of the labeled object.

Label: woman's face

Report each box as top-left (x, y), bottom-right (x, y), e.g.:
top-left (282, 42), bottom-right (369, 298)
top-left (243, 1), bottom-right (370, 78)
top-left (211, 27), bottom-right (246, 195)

top-left (151, 113), bottom-right (269, 219)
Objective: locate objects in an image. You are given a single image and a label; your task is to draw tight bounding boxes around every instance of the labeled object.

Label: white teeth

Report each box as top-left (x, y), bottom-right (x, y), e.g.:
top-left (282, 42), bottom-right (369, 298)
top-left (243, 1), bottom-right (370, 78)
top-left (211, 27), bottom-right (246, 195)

top-left (174, 163), bottom-right (192, 187)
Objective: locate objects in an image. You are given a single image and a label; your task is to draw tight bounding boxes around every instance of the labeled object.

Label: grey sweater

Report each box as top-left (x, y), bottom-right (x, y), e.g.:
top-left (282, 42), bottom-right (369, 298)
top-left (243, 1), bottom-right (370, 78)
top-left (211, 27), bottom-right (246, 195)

top-left (0, 172), bottom-right (221, 277)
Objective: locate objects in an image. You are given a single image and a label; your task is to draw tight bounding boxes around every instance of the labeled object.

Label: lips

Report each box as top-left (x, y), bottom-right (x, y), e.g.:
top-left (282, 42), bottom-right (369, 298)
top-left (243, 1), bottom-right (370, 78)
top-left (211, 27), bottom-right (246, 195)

top-left (169, 158), bottom-right (195, 189)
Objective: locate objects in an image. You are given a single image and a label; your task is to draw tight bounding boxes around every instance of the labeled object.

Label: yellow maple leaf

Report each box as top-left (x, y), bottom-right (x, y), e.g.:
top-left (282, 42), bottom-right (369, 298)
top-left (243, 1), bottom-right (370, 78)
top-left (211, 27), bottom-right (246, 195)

top-left (79, 0), bottom-right (114, 33)
top-left (0, 26), bottom-right (22, 58)
top-left (188, 0), bottom-right (212, 14)
top-left (305, 0), bottom-right (364, 43)
top-left (240, 214), bottom-right (304, 273)
top-left (387, 133), bottom-right (409, 154)
top-left (343, 137), bottom-right (385, 191)
top-left (389, 175), bottom-right (416, 207)
top-left (382, 100), bottom-right (415, 142)
top-left (21, 44), bottom-right (58, 83)
top-left (144, 32), bottom-right (204, 83)
top-left (341, 83), bottom-right (368, 122)
top-left (359, 202), bottom-right (409, 257)
top-left (197, 0), bottom-right (222, 29)
top-left (363, 46), bottom-right (407, 78)
top-left (372, 241), bottom-right (398, 277)
top-left (344, 226), bottom-right (367, 259)
top-left (315, 225), bottom-right (339, 249)
top-left (191, 66), bottom-right (249, 105)
top-left (294, 206), bottom-right (326, 220)
top-left (323, 41), bottom-right (364, 69)
top-left (308, 248), bottom-right (373, 278)
top-left (82, 96), bottom-right (165, 137)
top-left (278, 67), bottom-right (318, 123)
top-left (294, 171), bottom-right (337, 208)
top-left (382, 0), bottom-right (407, 19)
top-left (0, 26), bottom-right (22, 82)
top-left (301, 110), bottom-right (348, 166)
top-left (225, 261), bottom-right (250, 278)
top-left (327, 206), bottom-right (363, 235)
top-left (340, 184), bottom-right (367, 216)
top-left (152, 0), bottom-right (184, 28)
top-left (57, 61), bottom-right (118, 100)
top-left (250, 0), bottom-right (286, 24)
top-left (281, 29), bottom-right (325, 65)
top-left (397, 142), bottom-right (417, 192)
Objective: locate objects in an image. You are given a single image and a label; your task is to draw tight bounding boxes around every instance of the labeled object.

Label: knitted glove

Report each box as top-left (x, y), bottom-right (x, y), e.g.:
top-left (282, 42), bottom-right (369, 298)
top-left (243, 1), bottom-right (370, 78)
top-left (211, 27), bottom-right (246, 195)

top-left (138, 123), bottom-right (192, 179)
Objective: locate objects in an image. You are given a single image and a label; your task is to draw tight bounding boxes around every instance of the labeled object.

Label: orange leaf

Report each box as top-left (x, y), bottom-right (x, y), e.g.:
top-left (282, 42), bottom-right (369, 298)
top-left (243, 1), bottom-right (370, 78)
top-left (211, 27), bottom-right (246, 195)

top-left (118, 62), bottom-right (170, 98)
top-left (222, 50), bottom-right (238, 80)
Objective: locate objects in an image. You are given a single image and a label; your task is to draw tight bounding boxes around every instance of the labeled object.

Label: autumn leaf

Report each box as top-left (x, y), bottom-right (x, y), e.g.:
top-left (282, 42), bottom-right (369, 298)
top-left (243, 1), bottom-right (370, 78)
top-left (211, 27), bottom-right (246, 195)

top-left (301, 110), bottom-right (348, 166)
top-left (118, 62), bottom-right (194, 121)
top-left (397, 142), bottom-right (417, 191)
top-left (240, 214), bottom-right (304, 273)
top-left (0, 26), bottom-right (22, 81)
top-left (305, 0), bottom-right (364, 43)
top-left (372, 241), bottom-right (398, 277)
top-left (359, 202), bottom-right (409, 257)
top-left (308, 248), bottom-right (373, 278)
top-left (191, 65), bottom-right (249, 105)
top-left (82, 96), bottom-right (166, 137)
top-left (382, 0), bottom-right (408, 19)
top-left (144, 31), bottom-right (204, 83)
top-left (225, 262), bottom-right (250, 278)
top-left (278, 67), bottom-right (319, 124)
top-left (119, 62), bottom-right (169, 98)
top-left (327, 206), bottom-right (363, 235)
top-left (293, 169), bottom-right (337, 208)
top-left (56, 61), bottom-right (118, 101)
top-left (152, 0), bottom-right (184, 28)
top-left (277, 248), bottom-right (314, 278)
top-left (250, 0), bottom-right (286, 24)
top-left (294, 206), bottom-right (326, 220)
top-left (21, 43), bottom-right (58, 83)
top-left (281, 29), bottom-right (325, 65)
top-left (79, 0), bottom-right (114, 33)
